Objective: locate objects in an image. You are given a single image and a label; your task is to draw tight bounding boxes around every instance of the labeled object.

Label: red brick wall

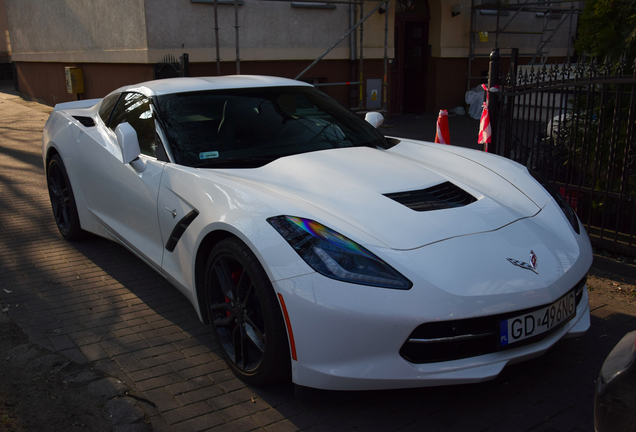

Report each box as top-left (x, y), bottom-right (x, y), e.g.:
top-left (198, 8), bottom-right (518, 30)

top-left (15, 59), bottom-right (388, 109)
top-left (16, 62), bottom-right (153, 106)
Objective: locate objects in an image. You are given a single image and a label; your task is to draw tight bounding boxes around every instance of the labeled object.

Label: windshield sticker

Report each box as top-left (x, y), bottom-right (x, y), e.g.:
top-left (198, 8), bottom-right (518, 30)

top-left (199, 151), bottom-right (219, 160)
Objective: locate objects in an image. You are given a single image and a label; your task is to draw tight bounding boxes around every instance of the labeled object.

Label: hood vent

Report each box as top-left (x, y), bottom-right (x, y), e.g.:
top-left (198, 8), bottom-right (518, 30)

top-left (384, 181), bottom-right (477, 212)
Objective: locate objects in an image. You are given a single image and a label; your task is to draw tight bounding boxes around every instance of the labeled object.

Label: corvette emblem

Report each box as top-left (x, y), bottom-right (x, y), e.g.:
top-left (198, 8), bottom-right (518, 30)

top-left (507, 250), bottom-right (538, 274)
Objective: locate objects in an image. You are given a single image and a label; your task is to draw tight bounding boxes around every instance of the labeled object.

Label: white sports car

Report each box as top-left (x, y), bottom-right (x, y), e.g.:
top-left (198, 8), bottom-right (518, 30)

top-left (42, 76), bottom-right (592, 391)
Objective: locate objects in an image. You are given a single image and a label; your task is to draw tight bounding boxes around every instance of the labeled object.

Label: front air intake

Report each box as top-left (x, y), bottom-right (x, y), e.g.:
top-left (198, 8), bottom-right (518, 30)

top-left (400, 276), bottom-right (588, 363)
top-left (384, 181), bottom-right (476, 212)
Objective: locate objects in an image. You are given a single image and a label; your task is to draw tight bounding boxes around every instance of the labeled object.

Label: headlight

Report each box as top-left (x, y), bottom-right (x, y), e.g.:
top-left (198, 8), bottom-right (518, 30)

top-left (267, 216), bottom-right (412, 290)
top-left (529, 170), bottom-right (580, 234)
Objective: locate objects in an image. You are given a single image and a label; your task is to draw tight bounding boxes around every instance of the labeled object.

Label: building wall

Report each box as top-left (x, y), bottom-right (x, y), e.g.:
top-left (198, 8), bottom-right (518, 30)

top-left (7, 0), bottom-right (394, 64)
top-left (7, 0), bottom-right (393, 108)
top-left (471, 9), bottom-right (575, 57)
top-left (5, 0), bottom-right (148, 63)
top-left (0, 0), bottom-right (10, 63)
top-left (429, 0), bottom-right (576, 58)
top-left (189, 58), bottom-right (379, 106)
top-left (422, 0), bottom-right (577, 113)
top-left (15, 62), bottom-right (153, 106)
top-left (15, 57), bottom-right (387, 107)
top-left (4, 0), bottom-right (575, 113)
top-left (142, 1), bottom-right (394, 63)
top-left (146, 1), bottom-right (351, 60)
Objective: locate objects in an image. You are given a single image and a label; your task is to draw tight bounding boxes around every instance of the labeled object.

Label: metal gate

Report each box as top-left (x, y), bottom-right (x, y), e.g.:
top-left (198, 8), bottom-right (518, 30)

top-left (492, 56), bottom-right (636, 255)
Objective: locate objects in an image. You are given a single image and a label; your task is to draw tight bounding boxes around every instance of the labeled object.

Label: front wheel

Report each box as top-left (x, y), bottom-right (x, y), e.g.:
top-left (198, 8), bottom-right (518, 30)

top-left (46, 154), bottom-right (85, 240)
top-left (204, 238), bottom-right (291, 385)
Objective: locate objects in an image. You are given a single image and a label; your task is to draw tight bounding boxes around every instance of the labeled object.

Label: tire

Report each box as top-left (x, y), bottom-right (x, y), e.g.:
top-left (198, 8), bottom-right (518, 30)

top-left (46, 154), bottom-right (85, 240)
top-left (204, 237), bottom-right (291, 385)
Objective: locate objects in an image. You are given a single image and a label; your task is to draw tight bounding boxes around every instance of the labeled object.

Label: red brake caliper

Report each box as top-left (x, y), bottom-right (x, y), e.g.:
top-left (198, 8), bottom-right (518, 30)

top-left (225, 270), bottom-right (242, 318)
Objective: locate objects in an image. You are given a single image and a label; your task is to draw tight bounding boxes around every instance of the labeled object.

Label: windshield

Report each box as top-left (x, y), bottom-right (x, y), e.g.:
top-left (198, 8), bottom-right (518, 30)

top-left (155, 86), bottom-right (389, 168)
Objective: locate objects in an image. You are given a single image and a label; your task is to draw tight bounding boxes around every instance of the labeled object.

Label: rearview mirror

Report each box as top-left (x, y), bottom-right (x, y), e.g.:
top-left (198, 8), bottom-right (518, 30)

top-left (115, 123), bottom-right (146, 173)
top-left (365, 112), bottom-right (384, 129)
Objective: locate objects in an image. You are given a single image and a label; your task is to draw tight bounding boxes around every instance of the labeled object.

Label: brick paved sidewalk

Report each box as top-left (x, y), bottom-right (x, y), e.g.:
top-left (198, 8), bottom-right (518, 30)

top-left (1, 89), bottom-right (635, 432)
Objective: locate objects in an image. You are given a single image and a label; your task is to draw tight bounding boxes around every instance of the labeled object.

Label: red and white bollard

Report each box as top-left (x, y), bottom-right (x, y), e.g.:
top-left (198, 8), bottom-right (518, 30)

top-left (478, 101), bottom-right (491, 153)
top-left (478, 83), bottom-right (499, 153)
top-left (434, 109), bottom-right (451, 145)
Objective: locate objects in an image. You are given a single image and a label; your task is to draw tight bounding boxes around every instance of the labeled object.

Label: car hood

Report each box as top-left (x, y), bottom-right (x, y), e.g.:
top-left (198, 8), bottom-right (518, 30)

top-left (206, 141), bottom-right (544, 250)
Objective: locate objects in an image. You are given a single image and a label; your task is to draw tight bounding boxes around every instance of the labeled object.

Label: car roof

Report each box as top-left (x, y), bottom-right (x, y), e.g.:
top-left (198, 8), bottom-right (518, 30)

top-left (110, 75), bottom-right (313, 98)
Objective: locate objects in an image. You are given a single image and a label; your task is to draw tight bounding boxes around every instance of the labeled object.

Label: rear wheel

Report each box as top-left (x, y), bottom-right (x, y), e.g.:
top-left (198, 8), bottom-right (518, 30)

top-left (46, 154), bottom-right (84, 240)
top-left (205, 238), bottom-right (290, 385)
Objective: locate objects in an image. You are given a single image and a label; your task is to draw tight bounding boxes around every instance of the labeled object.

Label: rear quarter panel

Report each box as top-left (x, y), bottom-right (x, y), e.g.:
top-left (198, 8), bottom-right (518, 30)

top-left (42, 110), bottom-right (114, 238)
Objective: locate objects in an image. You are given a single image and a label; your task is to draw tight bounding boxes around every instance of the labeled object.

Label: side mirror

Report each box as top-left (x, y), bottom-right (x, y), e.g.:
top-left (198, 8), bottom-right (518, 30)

top-left (365, 112), bottom-right (384, 129)
top-left (115, 123), bottom-right (146, 173)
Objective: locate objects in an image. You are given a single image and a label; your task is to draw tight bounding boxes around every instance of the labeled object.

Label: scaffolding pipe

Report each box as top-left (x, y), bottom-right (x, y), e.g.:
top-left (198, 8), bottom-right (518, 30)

top-left (500, 6), bottom-right (527, 33)
top-left (528, 11), bottom-right (570, 65)
top-left (268, 0), bottom-right (363, 4)
top-left (474, 0), bottom-right (583, 7)
top-left (350, 4), bottom-right (356, 61)
top-left (294, 0), bottom-right (388, 80)
top-left (383, 1), bottom-right (389, 114)
top-left (234, 0), bottom-right (240, 74)
top-left (313, 81), bottom-right (361, 87)
top-left (214, 0), bottom-right (221, 75)
top-left (471, 30), bottom-right (544, 34)
top-left (467, 0), bottom-right (475, 92)
top-left (359, 1), bottom-right (364, 109)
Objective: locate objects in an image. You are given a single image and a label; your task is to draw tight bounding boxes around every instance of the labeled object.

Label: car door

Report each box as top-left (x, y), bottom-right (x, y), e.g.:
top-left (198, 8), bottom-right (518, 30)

top-left (77, 92), bottom-right (166, 269)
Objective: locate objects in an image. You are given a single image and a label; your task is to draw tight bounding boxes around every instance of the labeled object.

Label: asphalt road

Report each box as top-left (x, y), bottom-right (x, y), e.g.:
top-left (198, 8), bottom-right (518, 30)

top-left (1, 86), bottom-right (635, 432)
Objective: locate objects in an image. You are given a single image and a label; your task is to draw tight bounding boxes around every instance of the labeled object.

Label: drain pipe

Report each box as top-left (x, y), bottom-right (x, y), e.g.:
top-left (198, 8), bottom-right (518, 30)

top-left (234, 0), bottom-right (240, 74)
top-left (214, 0), bottom-right (221, 75)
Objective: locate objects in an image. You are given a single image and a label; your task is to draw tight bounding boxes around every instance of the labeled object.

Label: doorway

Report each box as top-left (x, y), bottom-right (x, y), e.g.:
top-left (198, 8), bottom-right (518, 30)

top-left (391, 1), bottom-right (430, 114)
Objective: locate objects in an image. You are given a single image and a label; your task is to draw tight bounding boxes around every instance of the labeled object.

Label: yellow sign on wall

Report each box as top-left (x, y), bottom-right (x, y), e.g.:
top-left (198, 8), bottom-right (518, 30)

top-left (479, 32), bottom-right (489, 43)
top-left (65, 67), bottom-right (84, 94)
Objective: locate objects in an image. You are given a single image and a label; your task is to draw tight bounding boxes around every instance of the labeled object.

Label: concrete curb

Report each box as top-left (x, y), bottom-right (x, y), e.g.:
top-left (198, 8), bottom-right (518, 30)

top-left (592, 255), bottom-right (636, 281)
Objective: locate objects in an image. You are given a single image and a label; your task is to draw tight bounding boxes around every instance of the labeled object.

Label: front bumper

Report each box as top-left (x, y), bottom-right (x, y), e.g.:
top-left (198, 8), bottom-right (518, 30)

top-left (275, 272), bottom-right (590, 391)
top-left (271, 202), bottom-right (592, 390)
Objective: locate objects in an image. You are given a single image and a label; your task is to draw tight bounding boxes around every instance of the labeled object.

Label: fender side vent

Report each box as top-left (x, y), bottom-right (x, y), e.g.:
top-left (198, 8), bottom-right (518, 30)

top-left (384, 181), bottom-right (476, 212)
top-left (166, 210), bottom-right (199, 252)
top-left (73, 116), bottom-right (96, 127)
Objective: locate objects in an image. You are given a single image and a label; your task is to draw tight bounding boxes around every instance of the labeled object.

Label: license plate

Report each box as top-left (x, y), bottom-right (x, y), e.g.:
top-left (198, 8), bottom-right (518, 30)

top-left (499, 290), bottom-right (576, 347)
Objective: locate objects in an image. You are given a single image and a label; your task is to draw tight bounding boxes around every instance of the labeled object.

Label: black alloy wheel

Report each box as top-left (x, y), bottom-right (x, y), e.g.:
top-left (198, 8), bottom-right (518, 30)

top-left (205, 238), bottom-right (290, 385)
top-left (46, 154), bottom-right (84, 240)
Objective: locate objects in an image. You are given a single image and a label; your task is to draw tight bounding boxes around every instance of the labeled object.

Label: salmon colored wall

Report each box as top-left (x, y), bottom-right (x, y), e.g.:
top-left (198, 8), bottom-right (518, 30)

top-left (16, 59), bottom-right (388, 109)
top-left (16, 62), bottom-right (153, 106)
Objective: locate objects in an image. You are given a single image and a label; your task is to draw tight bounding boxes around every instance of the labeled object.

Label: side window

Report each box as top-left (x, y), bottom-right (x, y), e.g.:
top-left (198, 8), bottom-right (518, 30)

top-left (109, 92), bottom-right (157, 158)
top-left (98, 93), bottom-right (120, 125)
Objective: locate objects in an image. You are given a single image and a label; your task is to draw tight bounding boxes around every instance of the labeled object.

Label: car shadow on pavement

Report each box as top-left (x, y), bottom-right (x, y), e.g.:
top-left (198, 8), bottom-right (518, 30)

top-left (2, 204), bottom-right (607, 431)
top-left (2, 213), bottom-right (631, 432)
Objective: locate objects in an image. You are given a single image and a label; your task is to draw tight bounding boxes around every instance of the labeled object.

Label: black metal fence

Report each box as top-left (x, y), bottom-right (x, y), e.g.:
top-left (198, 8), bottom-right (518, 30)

top-left (154, 53), bottom-right (189, 80)
top-left (491, 56), bottom-right (636, 255)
